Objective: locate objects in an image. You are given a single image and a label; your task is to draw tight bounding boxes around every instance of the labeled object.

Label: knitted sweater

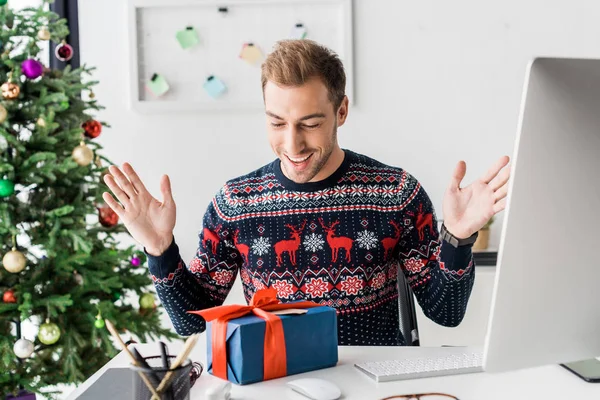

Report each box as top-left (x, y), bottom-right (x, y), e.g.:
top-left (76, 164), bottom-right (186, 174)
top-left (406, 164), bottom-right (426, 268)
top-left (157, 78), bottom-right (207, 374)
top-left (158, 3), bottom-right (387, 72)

top-left (147, 150), bottom-right (475, 346)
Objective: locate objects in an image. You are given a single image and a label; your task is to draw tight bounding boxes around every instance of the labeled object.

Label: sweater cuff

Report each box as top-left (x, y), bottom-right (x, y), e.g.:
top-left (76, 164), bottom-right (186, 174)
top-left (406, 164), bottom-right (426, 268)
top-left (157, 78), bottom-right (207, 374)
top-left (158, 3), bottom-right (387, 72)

top-left (440, 239), bottom-right (473, 271)
top-left (145, 237), bottom-right (181, 278)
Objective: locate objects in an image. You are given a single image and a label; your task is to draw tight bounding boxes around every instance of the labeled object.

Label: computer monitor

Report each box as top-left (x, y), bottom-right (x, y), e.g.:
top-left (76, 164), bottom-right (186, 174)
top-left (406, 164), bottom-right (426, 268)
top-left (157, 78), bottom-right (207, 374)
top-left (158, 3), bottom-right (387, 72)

top-left (483, 57), bottom-right (600, 372)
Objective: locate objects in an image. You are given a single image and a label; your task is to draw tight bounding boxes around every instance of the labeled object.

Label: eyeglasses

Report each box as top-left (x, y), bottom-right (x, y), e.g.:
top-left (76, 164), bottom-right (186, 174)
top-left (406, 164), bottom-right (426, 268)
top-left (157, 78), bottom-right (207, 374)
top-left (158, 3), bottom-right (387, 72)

top-left (381, 394), bottom-right (459, 400)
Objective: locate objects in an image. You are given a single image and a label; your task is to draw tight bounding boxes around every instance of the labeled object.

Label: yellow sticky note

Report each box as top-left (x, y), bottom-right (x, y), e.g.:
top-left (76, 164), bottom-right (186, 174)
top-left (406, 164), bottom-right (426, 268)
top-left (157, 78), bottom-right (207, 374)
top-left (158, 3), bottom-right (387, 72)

top-left (239, 43), bottom-right (263, 66)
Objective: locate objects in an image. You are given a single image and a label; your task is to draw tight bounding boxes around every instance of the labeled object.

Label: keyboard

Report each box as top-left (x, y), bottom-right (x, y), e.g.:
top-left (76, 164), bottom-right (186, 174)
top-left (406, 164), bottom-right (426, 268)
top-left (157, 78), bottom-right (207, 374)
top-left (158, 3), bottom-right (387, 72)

top-left (354, 348), bottom-right (484, 382)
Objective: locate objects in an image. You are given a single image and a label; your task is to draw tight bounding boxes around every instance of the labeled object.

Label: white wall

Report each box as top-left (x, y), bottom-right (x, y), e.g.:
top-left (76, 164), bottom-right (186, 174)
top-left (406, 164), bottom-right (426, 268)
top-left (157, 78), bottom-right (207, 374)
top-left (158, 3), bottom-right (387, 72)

top-left (79, 0), bottom-right (523, 256)
top-left (76, 0), bottom-right (600, 348)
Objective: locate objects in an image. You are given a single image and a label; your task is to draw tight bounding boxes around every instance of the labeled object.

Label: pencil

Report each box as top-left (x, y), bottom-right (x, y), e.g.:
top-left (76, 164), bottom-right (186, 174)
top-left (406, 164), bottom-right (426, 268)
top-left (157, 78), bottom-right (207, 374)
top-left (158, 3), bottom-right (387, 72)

top-left (155, 333), bottom-right (200, 394)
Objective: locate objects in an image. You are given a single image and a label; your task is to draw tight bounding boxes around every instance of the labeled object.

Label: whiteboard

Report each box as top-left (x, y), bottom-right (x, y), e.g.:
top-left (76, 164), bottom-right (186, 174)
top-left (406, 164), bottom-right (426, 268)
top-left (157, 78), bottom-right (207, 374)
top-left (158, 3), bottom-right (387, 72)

top-left (128, 0), bottom-right (354, 113)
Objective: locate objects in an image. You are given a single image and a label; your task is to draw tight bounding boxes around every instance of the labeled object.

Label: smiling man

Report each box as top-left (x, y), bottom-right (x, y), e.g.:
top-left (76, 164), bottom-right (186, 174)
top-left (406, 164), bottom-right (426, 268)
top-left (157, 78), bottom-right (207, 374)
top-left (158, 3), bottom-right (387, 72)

top-left (103, 40), bottom-right (510, 345)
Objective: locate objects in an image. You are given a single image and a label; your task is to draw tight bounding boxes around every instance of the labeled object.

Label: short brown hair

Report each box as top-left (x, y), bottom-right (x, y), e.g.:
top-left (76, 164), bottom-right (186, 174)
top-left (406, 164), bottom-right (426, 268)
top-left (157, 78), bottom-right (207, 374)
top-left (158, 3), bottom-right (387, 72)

top-left (261, 39), bottom-right (346, 110)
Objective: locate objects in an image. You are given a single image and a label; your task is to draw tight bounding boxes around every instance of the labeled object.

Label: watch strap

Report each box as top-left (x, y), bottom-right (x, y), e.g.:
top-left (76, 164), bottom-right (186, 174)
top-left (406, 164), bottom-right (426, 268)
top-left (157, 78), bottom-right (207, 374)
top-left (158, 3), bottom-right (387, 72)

top-left (440, 223), bottom-right (479, 247)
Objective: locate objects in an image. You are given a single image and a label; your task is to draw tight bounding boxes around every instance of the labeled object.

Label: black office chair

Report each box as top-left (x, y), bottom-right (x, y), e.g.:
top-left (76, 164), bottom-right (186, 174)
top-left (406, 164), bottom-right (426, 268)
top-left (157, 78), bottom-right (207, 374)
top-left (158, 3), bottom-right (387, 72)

top-left (398, 270), bottom-right (420, 346)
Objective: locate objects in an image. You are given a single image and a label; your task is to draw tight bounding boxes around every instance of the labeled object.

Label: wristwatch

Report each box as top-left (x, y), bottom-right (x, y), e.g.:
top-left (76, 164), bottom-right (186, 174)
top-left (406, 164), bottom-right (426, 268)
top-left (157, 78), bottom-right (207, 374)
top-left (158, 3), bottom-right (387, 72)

top-left (440, 223), bottom-right (479, 248)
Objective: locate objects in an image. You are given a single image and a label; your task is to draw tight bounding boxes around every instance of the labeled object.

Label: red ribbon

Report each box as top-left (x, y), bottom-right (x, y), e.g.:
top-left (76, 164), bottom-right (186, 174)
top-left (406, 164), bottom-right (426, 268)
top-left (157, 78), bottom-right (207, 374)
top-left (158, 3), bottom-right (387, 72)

top-left (189, 288), bottom-right (321, 381)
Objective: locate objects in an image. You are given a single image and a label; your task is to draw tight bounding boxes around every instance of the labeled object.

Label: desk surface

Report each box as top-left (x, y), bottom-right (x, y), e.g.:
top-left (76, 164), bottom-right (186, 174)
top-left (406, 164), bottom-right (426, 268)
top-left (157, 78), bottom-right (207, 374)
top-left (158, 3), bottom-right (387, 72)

top-left (68, 335), bottom-right (600, 400)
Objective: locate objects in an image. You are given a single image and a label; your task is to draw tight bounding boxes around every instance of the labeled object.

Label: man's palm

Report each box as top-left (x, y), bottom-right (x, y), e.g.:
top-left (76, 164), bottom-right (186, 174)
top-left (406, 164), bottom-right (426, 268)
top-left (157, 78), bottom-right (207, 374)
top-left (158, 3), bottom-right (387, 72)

top-left (442, 157), bottom-right (510, 239)
top-left (102, 163), bottom-right (176, 254)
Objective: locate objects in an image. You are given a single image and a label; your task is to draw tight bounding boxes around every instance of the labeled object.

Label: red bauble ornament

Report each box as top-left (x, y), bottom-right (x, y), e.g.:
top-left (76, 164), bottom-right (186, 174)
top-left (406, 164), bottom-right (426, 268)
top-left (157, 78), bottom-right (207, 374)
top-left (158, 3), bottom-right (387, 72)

top-left (55, 42), bottom-right (73, 62)
top-left (3, 289), bottom-right (16, 303)
top-left (82, 119), bottom-right (102, 139)
top-left (98, 206), bottom-right (119, 227)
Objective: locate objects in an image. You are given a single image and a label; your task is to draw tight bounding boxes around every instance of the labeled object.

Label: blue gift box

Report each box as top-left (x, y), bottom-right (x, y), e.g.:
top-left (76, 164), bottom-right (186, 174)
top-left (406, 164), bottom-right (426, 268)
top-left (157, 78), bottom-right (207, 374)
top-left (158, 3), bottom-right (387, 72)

top-left (206, 306), bottom-right (338, 385)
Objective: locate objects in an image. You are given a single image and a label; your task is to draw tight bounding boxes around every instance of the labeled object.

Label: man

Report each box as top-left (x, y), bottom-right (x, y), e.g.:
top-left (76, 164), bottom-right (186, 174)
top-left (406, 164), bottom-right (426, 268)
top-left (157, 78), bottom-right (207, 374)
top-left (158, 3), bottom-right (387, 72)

top-left (103, 40), bottom-right (510, 346)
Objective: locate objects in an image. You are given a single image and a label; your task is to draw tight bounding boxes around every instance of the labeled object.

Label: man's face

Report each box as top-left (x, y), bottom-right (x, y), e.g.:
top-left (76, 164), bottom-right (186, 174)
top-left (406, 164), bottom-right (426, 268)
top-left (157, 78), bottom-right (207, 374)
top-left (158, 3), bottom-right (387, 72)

top-left (264, 77), bottom-right (348, 183)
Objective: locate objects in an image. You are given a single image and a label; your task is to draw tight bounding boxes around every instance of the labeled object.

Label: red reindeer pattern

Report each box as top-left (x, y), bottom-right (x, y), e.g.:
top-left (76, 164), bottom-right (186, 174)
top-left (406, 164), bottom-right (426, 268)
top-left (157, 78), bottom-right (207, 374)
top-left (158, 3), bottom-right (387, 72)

top-left (381, 220), bottom-right (402, 260)
top-left (319, 218), bottom-right (354, 263)
top-left (202, 224), bottom-right (222, 254)
top-left (233, 229), bottom-right (250, 266)
top-left (274, 220), bottom-right (307, 266)
top-left (407, 204), bottom-right (434, 241)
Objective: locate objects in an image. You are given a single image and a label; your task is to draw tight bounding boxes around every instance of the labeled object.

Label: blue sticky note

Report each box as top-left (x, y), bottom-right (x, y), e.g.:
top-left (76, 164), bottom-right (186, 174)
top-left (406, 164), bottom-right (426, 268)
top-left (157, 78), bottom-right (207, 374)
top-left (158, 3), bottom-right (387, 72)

top-left (203, 76), bottom-right (227, 98)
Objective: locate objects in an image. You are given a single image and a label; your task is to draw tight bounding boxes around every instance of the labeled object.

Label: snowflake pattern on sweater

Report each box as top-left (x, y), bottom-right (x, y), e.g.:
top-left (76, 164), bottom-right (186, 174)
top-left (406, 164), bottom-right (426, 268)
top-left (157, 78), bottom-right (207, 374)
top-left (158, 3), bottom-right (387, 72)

top-left (147, 150), bottom-right (475, 345)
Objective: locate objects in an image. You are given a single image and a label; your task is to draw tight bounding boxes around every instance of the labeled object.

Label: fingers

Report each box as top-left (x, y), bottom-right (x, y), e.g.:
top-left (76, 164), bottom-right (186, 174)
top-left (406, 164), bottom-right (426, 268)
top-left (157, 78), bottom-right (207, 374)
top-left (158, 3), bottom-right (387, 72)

top-left (493, 198), bottom-right (507, 213)
top-left (102, 192), bottom-right (125, 218)
top-left (481, 155), bottom-right (510, 184)
top-left (489, 163), bottom-right (511, 192)
top-left (103, 173), bottom-right (131, 207)
top-left (160, 174), bottom-right (174, 205)
top-left (122, 162), bottom-right (148, 195)
top-left (449, 161), bottom-right (467, 190)
top-left (108, 165), bottom-right (137, 198)
top-left (494, 183), bottom-right (508, 202)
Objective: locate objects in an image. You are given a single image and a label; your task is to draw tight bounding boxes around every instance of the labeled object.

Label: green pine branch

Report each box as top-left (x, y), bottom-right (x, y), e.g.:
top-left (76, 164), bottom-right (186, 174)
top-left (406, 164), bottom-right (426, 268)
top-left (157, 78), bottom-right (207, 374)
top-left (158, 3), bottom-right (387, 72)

top-left (0, 1), bottom-right (181, 396)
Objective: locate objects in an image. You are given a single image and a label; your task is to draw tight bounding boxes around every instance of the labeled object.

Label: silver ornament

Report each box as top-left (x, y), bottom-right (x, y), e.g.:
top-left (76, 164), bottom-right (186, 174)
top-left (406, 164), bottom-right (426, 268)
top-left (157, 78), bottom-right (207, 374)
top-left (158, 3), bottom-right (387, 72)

top-left (13, 338), bottom-right (34, 358)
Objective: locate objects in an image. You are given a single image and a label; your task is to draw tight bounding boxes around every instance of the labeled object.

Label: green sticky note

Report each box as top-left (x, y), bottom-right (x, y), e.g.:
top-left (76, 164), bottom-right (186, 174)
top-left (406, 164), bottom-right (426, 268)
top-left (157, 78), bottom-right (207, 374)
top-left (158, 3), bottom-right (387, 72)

top-left (176, 27), bottom-right (199, 49)
top-left (146, 74), bottom-right (169, 97)
top-left (291, 23), bottom-right (307, 39)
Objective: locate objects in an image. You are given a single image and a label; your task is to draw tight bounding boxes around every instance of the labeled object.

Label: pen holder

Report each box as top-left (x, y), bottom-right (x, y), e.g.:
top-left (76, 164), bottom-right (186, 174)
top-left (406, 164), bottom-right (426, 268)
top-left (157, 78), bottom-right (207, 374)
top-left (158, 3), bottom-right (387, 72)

top-left (130, 355), bottom-right (193, 400)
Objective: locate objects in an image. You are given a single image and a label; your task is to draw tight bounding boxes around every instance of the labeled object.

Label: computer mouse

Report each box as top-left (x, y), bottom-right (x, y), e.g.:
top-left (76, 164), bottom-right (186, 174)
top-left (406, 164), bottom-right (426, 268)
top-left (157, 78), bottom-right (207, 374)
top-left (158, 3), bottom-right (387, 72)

top-left (286, 378), bottom-right (342, 400)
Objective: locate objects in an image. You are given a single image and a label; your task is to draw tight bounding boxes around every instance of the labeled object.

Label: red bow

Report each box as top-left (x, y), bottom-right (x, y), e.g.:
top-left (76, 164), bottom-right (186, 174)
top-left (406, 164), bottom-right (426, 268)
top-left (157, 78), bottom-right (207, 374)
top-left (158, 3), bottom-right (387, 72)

top-left (189, 288), bottom-right (321, 380)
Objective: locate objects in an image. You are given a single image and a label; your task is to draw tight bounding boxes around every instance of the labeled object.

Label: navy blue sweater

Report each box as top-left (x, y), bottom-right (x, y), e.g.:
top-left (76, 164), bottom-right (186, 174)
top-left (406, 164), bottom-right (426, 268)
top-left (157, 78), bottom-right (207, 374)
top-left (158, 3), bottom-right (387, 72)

top-left (147, 150), bottom-right (475, 345)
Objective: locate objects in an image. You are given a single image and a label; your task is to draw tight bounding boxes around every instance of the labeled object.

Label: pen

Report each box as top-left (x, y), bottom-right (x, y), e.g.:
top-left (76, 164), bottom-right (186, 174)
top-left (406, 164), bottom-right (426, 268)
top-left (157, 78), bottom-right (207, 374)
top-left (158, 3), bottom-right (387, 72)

top-left (159, 342), bottom-right (174, 400)
top-left (160, 341), bottom-right (170, 368)
top-left (132, 347), bottom-right (161, 387)
top-left (156, 334), bottom-right (200, 394)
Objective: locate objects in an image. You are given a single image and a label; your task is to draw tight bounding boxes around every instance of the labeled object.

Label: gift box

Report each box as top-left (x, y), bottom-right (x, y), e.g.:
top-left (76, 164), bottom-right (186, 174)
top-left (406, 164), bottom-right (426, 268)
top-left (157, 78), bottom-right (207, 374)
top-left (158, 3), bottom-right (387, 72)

top-left (189, 289), bottom-right (338, 385)
top-left (5, 391), bottom-right (36, 400)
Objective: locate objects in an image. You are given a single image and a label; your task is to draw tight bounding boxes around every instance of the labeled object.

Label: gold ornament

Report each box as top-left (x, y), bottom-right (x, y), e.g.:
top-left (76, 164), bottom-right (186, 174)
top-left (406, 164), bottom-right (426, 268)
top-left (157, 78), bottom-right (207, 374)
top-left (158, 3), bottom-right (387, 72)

top-left (38, 319), bottom-right (61, 345)
top-left (1, 82), bottom-right (19, 100)
top-left (89, 90), bottom-right (95, 99)
top-left (73, 270), bottom-right (84, 285)
top-left (36, 117), bottom-right (46, 127)
top-left (2, 248), bottom-right (26, 273)
top-left (72, 141), bottom-right (94, 166)
top-left (37, 27), bottom-right (51, 41)
top-left (0, 104), bottom-right (6, 123)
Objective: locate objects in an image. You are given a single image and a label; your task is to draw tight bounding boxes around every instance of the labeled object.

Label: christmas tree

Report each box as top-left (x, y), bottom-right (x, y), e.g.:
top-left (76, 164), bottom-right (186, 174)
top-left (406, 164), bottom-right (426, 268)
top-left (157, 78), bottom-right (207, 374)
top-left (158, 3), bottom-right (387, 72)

top-left (0, 1), bottom-right (177, 397)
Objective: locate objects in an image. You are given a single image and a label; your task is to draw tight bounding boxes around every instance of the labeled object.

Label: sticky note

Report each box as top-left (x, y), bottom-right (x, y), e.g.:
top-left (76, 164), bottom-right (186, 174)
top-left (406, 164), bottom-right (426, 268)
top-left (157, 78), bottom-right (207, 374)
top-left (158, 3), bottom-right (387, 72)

top-left (146, 73), bottom-right (169, 97)
top-left (291, 23), bottom-right (307, 39)
top-left (176, 26), bottom-right (200, 49)
top-left (203, 76), bottom-right (226, 98)
top-left (239, 43), bottom-right (263, 66)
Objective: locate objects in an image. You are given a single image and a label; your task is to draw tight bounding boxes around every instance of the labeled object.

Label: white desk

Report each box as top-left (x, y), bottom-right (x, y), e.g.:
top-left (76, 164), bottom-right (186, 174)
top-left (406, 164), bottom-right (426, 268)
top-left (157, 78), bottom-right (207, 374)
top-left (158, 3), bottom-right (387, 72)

top-left (68, 335), bottom-right (600, 400)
